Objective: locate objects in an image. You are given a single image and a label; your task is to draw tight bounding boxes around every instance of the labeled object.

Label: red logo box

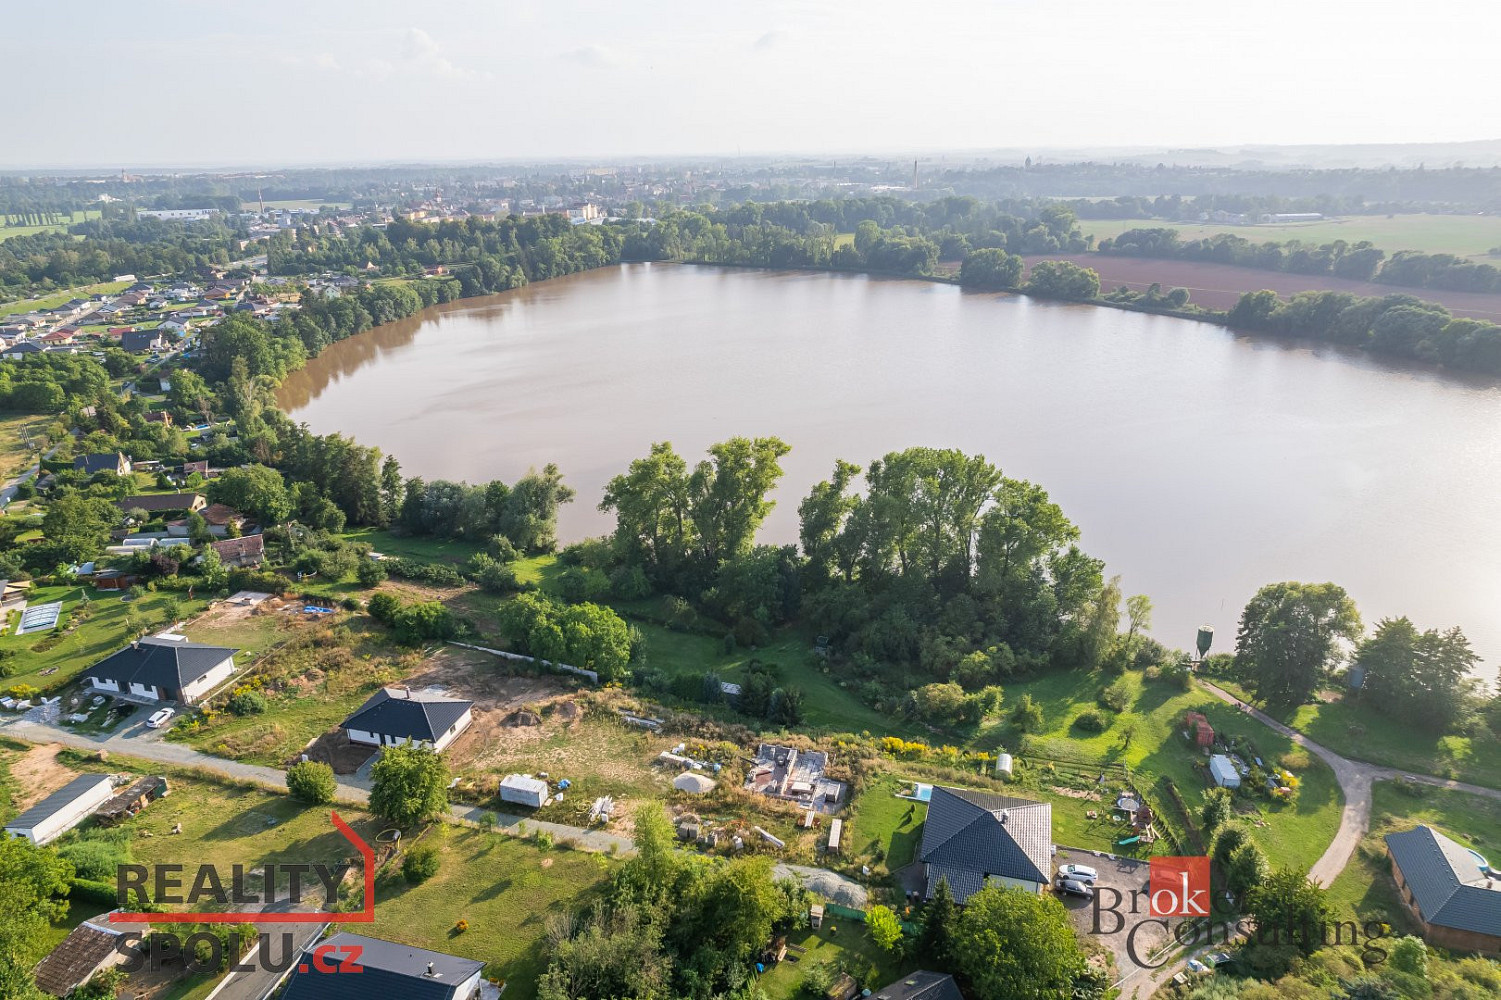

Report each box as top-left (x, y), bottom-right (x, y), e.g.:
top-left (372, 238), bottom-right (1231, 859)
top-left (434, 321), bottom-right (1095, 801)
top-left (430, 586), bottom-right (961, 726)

top-left (1149, 856), bottom-right (1210, 917)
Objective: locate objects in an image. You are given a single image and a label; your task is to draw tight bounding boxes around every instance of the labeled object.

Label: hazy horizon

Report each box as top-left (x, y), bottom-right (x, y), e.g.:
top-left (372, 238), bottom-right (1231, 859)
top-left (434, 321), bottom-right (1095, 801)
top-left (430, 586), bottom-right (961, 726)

top-left (7, 0), bottom-right (1500, 169)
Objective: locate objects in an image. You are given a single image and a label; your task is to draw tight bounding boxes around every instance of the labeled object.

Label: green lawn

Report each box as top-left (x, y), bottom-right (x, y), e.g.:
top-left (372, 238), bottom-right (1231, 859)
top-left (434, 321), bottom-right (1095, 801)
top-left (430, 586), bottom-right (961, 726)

top-left (0, 210), bottom-right (99, 242)
top-left (842, 773), bottom-right (927, 873)
top-left (1224, 689), bottom-right (1501, 791)
top-left (1325, 781), bottom-right (1501, 929)
top-left (757, 922), bottom-right (907, 1000)
top-left (1079, 214), bottom-right (1501, 259)
top-left (0, 586), bottom-right (210, 691)
top-left (0, 413), bottom-right (48, 478)
top-left (364, 828), bottom-right (611, 1000)
top-left (340, 528), bottom-right (485, 565)
top-left (0, 278), bottom-right (131, 317)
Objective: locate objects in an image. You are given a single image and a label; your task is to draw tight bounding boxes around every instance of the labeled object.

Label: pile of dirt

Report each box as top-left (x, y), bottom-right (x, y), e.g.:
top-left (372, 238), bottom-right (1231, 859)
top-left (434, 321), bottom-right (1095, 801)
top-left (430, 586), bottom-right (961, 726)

top-left (557, 700), bottom-right (583, 722)
top-left (510, 710), bottom-right (542, 727)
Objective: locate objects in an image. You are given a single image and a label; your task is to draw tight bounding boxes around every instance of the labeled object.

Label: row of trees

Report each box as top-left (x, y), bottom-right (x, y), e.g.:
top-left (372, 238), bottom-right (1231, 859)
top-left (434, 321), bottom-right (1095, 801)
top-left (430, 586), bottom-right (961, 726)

top-left (1103, 227), bottom-right (1388, 281)
top-left (1228, 288), bottom-right (1501, 374)
top-left (0, 223), bottom-right (241, 299)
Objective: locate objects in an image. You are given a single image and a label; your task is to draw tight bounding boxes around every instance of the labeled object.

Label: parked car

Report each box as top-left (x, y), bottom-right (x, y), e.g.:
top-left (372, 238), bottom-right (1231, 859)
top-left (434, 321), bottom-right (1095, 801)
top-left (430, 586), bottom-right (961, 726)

top-left (1057, 864), bottom-right (1099, 883)
top-left (1054, 877), bottom-right (1094, 899)
top-left (1206, 952), bottom-right (1236, 969)
top-left (147, 707), bottom-right (175, 729)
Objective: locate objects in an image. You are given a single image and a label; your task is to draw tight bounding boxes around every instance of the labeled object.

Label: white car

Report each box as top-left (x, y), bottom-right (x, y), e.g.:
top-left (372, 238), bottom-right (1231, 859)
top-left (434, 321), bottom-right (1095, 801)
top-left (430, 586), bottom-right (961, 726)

top-left (146, 707), bottom-right (175, 729)
top-left (1057, 864), bottom-right (1099, 883)
top-left (1055, 877), bottom-right (1094, 899)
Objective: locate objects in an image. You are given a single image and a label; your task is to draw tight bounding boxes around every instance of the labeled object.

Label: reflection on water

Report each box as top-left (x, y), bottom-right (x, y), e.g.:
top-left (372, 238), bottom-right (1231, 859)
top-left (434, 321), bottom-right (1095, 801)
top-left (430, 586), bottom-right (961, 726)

top-left (279, 263), bottom-right (1501, 679)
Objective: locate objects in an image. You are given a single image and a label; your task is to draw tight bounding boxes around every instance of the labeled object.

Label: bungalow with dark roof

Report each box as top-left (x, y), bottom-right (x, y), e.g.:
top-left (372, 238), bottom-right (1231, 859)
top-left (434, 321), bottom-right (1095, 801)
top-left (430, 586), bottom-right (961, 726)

top-left (281, 932), bottom-right (486, 1000)
top-left (75, 452), bottom-right (132, 476)
top-left (1386, 825), bottom-right (1501, 954)
top-left (341, 687), bottom-right (475, 753)
top-left (917, 786), bottom-right (1053, 902)
top-left (81, 637), bottom-right (238, 704)
top-left (121, 329), bottom-right (167, 353)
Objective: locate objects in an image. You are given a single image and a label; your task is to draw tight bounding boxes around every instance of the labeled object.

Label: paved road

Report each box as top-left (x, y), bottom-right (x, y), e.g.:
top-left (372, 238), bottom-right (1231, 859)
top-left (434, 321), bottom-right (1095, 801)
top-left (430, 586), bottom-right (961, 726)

top-left (204, 911), bottom-right (327, 1000)
top-left (0, 443), bottom-right (57, 505)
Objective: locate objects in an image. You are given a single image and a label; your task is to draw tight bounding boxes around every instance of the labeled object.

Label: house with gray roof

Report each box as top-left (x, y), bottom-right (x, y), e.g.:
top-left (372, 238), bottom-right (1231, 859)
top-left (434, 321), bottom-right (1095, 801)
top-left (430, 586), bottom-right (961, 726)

top-left (1386, 824), bottom-right (1501, 954)
top-left (917, 786), bottom-right (1053, 903)
top-left (871, 971), bottom-right (964, 1000)
top-left (5, 773), bottom-right (115, 845)
top-left (81, 637), bottom-right (238, 704)
top-left (341, 687), bottom-right (474, 753)
top-left (281, 932), bottom-right (486, 1000)
top-left (74, 452), bottom-right (132, 476)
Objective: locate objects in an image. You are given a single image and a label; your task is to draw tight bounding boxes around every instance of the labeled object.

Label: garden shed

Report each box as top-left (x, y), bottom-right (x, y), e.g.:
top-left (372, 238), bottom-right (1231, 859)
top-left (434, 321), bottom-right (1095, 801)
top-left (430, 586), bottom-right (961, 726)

top-left (498, 774), bottom-right (549, 808)
top-left (5, 774), bottom-right (115, 846)
top-left (1209, 754), bottom-right (1241, 789)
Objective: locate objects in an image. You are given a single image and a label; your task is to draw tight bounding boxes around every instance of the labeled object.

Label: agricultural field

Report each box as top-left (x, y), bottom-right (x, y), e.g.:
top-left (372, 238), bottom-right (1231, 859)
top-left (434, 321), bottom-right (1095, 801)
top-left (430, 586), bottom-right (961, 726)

top-left (0, 209), bottom-right (100, 242)
top-left (1080, 214), bottom-right (1501, 260)
top-left (1022, 253), bottom-right (1501, 322)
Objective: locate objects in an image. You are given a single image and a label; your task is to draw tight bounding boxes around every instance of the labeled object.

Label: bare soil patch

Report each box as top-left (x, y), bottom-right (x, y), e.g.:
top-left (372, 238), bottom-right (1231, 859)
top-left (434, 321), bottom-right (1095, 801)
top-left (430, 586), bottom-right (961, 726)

top-left (1023, 254), bottom-right (1501, 321)
top-left (13, 744), bottom-right (77, 810)
top-left (297, 731), bottom-right (378, 774)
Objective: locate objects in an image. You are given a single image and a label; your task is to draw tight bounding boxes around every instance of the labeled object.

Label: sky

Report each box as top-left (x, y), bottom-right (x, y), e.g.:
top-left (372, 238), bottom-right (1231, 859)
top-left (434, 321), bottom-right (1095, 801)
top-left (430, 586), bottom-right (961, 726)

top-left (6, 0), bottom-right (1499, 168)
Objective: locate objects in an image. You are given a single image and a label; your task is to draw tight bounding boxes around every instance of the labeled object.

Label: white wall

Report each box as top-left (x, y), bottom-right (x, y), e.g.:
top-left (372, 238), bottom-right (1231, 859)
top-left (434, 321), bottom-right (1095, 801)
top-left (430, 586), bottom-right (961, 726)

top-left (7, 778), bottom-right (114, 845)
top-left (90, 677), bottom-right (120, 693)
top-left (180, 657), bottom-right (235, 704)
top-left (128, 682), bottom-right (161, 701)
top-left (432, 708), bottom-right (474, 753)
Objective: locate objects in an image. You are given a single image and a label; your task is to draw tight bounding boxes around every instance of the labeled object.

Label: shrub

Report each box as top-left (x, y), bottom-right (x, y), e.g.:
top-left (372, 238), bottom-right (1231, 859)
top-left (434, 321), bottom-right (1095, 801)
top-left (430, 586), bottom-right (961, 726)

top-left (534, 830), bottom-right (554, 850)
top-left (367, 592), bottom-right (401, 624)
top-left (227, 690), bottom-right (269, 716)
top-left (59, 839), bottom-right (131, 883)
top-left (487, 536), bottom-right (519, 563)
top-left (1011, 693), bottom-right (1044, 732)
top-left (355, 558), bottom-right (387, 588)
top-left (286, 760), bottom-right (337, 805)
top-left (1099, 678), bottom-right (1132, 712)
top-left (402, 843), bottom-right (441, 884)
top-left (1072, 709), bottom-right (1109, 733)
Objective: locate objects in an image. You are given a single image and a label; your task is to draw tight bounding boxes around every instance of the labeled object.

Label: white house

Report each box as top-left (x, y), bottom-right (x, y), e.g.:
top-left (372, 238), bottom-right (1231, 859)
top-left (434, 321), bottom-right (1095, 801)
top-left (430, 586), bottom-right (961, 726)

top-left (5, 774), bottom-right (114, 845)
top-left (1209, 754), bottom-right (1242, 789)
top-left (80, 637), bottom-right (238, 704)
top-left (340, 688), bottom-right (474, 753)
top-left (499, 774), bottom-right (549, 808)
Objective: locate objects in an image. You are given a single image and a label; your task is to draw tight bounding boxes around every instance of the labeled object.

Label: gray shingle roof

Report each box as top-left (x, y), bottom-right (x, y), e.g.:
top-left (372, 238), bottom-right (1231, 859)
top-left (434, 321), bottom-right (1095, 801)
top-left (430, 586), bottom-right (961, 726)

top-left (33, 918), bottom-right (123, 996)
top-left (1386, 825), bottom-right (1501, 937)
top-left (919, 786), bottom-right (1052, 903)
top-left (341, 688), bottom-right (473, 744)
top-left (6, 774), bottom-right (112, 833)
top-left (81, 638), bottom-right (237, 692)
top-left (281, 932), bottom-right (483, 1000)
top-left (872, 971), bottom-right (965, 1000)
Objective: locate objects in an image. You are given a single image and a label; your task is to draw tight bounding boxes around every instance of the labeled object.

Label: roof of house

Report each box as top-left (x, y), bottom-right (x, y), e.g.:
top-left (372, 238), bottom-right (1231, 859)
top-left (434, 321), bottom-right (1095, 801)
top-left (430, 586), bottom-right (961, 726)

top-left (871, 971), bottom-right (964, 1000)
top-left (74, 452), bottom-right (126, 475)
top-left (80, 638), bottom-right (237, 693)
top-left (281, 933), bottom-right (484, 1000)
top-left (500, 774), bottom-right (548, 794)
top-left (118, 492), bottom-right (203, 512)
top-left (199, 503), bottom-right (242, 526)
top-left (918, 786), bottom-right (1052, 902)
top-left (1386, 825), bottom-right (1501, 937)
top-left (341, 688), bottom-right (473, 743)
top-left (210, 534), bottom-right (265, 562)
top-left (6, 774), bottom-right (113, 833)
top-left (32, 917), bottom-right (125, 996)
top-left (121, 329), bottom-right (165, 351)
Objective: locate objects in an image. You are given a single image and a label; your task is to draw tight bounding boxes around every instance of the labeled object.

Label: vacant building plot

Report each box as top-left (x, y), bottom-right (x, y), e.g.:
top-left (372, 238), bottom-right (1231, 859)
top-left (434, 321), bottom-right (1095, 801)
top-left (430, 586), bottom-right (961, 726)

top-left (1022, 254), bottom-right (1501, 321)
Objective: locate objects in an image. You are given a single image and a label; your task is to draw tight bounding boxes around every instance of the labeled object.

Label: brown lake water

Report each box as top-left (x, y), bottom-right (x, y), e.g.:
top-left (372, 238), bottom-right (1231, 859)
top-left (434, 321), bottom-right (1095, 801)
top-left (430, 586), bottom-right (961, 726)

top-left (279, 263), bottom-right (1501, 680)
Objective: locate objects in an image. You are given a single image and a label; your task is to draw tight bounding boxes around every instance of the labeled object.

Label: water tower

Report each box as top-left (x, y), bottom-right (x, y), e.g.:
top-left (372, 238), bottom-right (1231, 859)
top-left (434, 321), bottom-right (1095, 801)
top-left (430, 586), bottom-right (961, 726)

top-left (1195, 625), bottom-right (1214, 664)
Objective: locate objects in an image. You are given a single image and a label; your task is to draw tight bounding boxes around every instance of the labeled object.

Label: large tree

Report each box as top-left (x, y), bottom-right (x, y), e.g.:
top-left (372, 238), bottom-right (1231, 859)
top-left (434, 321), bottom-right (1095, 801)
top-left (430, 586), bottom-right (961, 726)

top-left (1245, 867), bottom-right (1333, 958)
top-left (0, 837), bottom-right (74, 1000)
top-left (1235, 582), bottom-right (1362, 706)
top-left (950, 884), bottom-right (1091, 1000)
top-left (207, 464), bottom-right (293, 526)
top-left (368, 744), bottom-right (449, 827)
top-left (1355, 617), bottom-right (1480, 732)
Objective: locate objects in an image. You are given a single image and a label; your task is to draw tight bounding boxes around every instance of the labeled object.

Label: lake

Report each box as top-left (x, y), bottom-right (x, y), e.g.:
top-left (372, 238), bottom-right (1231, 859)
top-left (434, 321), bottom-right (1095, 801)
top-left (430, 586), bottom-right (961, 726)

top-left (279, 263), bottom-right (1501, 680)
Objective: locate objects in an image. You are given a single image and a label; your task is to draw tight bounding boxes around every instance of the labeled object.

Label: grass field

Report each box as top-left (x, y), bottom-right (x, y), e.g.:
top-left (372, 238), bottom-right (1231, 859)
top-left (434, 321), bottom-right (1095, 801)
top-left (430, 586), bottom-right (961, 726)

top-left (0, 412), bottom-right (48, 477)
top-left (0, 279), bottom-right (132, 317)
top-left (1325, 781), bottom-right (1501, 929)
top-left (1210, 679), bottom-right (1501, 791)
top-left (1080, 214), bottom-right (1501, 259)
top-left (364, 827), bottom-right (610, 1000)
top-left (757, 922), bottom-right (907, 1000)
